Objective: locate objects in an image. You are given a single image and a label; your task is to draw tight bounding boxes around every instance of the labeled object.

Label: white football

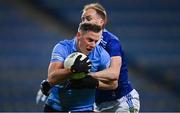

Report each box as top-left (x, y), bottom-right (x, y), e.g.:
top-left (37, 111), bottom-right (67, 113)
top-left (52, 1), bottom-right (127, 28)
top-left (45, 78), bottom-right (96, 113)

top-left (64, 52), bottom-right (88, 69)
top-left (64, 52), bottom-right (90, 79)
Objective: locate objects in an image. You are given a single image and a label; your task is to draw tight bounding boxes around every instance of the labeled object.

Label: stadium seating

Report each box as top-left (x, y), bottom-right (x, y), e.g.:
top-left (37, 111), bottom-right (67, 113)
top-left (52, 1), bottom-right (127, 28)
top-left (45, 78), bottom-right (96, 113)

top-left (0, 1), bottom-right (61, 111)
top-left (0, 0), bottom-right (180, 112)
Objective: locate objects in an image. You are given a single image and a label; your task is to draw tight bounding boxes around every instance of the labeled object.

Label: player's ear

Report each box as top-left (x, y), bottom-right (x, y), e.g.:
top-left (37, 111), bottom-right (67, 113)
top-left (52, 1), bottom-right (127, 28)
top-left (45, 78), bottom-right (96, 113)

top-left (76, 31), bottom-right (81, 39)
top-left (100, 19), bottom-right (105, 26)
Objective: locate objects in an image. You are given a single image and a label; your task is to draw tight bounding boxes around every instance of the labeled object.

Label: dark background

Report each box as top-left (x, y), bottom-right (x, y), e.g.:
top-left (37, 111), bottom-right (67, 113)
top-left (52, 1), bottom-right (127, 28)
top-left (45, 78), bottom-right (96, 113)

top-left (0, 0), bottom-right (180, 112)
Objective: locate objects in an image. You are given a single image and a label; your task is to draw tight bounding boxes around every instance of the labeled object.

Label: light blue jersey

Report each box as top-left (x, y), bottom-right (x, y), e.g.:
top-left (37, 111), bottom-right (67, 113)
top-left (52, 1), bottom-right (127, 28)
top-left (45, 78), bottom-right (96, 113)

top-left (46, 38), bottom-right (110, 111)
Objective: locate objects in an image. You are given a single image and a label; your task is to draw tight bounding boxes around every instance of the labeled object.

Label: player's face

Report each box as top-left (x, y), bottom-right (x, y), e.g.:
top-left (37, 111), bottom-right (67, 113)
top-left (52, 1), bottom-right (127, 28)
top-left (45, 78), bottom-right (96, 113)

top-left (77, 30), bottom-right (102, 55)
top-left (81, 9), bottom-right (104, 27)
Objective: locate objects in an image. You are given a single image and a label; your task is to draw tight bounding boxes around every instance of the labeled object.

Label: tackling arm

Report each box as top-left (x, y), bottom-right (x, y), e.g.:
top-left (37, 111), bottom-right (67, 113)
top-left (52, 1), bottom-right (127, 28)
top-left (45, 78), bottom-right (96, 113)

top-left (90, 56), bottom-right (121, 90)
top-left (91, 56), bottom-right (121, 81)
top-left (98, 80), bottom-right (118, 90)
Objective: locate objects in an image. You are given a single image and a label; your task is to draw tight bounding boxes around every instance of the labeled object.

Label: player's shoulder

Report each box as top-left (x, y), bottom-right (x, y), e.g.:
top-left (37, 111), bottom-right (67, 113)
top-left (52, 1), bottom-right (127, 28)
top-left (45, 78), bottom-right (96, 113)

top-left (51, 39), bottom-right (75, 62)
top-left (52, 39), bottom-right (75, 54)
top-left (94, 45), bottom-right (110, 57)
top-left (54, 39), bottom-right (74, 49)
top-left (58, 39), bottom-right (74, 46)
top-left (103, 29), bottom-right (119, 41)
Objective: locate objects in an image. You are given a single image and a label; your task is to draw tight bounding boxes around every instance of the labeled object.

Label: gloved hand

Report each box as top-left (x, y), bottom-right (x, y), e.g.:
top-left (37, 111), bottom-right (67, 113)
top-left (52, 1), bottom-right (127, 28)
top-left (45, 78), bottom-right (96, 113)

top-left (69, 75), bottom-right (99, 89)
top-left (71, 55), bottom-right (91, 73)
top-left (40, 80), bottom-right (52, 96)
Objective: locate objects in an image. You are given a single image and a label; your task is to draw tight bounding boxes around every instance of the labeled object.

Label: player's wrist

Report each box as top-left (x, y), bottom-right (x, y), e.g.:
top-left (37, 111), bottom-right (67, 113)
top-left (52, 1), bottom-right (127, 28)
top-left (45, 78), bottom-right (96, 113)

top-left (88, 72), bottom-right (97, 78)
top-left (65, 68), bottom-right (73, 74)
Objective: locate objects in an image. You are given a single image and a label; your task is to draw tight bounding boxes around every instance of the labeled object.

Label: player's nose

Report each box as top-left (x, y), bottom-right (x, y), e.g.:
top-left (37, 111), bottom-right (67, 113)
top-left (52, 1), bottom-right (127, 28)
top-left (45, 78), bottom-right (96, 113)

top-left (89, 42), bottom-right (96, 48)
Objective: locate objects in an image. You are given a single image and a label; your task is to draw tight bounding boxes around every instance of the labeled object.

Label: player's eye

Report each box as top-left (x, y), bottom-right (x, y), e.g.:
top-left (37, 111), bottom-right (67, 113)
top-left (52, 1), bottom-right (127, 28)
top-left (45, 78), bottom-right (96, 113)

top-left (86, 16), bottom-right (92, 21)
top-left (87, 38), bottom-right (94, 42)
top-left (82, 16), bottom-right (91, 21)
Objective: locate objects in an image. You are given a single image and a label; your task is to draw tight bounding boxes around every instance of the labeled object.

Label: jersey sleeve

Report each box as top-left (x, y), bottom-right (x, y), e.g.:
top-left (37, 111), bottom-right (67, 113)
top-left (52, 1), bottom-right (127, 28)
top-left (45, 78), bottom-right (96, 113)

top-left (50, 43), bottom-right (68, 62)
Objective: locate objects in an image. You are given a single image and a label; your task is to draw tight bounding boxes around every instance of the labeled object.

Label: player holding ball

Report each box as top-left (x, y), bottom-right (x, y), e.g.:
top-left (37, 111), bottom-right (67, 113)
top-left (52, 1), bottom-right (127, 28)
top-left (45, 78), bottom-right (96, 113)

top-left (39, 22), bottom-right (116, 112)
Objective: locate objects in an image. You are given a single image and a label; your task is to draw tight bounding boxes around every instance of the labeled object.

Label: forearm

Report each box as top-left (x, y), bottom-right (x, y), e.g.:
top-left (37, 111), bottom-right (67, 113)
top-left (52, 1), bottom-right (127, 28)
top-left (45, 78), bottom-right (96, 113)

top-left (90, 68), bottom-right (118, 81)
top-left (98, 80), bottom-right (118, 90)
top-left (48, 68), bottom-right (71, 85)
top-left (91, 56), bottom-right (121, 81)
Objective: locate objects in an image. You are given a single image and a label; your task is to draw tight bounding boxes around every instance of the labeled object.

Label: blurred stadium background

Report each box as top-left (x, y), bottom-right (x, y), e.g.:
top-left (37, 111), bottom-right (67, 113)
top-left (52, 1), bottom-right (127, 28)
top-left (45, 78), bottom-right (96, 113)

top-left (0, 0), bottom-right (180, 112)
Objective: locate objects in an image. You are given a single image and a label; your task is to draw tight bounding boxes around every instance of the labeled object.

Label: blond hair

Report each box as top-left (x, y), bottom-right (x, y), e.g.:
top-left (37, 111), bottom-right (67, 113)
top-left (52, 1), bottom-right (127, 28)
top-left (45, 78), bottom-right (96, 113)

top-left (83, 3), bottom-right (107, 28)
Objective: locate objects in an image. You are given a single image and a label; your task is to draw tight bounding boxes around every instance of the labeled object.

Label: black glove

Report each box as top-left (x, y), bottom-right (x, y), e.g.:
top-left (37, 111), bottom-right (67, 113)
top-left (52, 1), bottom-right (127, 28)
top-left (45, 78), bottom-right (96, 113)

top-left (40, 80), bottom-right (52, 96)
top-left (71, 55), bottom-right (91, 73)
top-left (69, 75), bottom-right (99, 89)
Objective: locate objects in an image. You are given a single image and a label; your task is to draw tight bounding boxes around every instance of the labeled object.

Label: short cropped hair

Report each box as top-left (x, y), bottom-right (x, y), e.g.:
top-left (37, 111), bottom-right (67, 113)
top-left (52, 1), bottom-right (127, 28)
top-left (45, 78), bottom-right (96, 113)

top-left (78, 22), bottom-right (102, 33)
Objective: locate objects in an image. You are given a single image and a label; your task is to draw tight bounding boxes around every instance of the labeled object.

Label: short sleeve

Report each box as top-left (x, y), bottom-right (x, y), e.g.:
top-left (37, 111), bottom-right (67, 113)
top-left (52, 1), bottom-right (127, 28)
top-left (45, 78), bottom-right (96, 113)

top-left (50, 43), bottom-right (68, 62)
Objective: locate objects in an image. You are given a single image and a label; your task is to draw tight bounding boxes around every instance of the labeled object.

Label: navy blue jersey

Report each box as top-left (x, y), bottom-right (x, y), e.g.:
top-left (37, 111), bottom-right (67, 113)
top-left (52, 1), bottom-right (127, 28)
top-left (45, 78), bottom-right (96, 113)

top-left (95, 29), bottom-right (133, 104)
